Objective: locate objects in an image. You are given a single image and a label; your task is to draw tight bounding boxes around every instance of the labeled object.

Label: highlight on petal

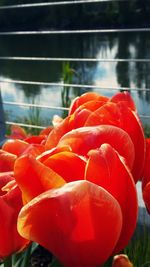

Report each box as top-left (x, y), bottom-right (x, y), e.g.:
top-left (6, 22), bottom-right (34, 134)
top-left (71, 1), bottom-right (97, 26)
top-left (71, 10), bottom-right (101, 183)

top-left (112, 254), bottom-right (133, 267)
top-left (14, 154), bottom-right (66, 202)
top-left (110, 91), bottom-right (136, 111)
top-left (18, 180), bottom-right (122, 267)
top-left (57, 125), bottom-right (135, 171)
top-left (0, 150), bottom-right (17, 172)
top-left (84, 102), bottom-right (145, 182)
top-left (43, 151), bottom-right (86, 183)
top-left (0, 186), bottom-right (29, 259)
top-left (85, 144), bottom-right (138, 253)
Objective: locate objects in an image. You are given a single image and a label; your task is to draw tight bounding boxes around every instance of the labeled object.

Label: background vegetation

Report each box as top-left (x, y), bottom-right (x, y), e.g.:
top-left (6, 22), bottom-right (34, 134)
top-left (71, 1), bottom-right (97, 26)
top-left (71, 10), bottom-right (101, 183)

top-left (0, 1), bottom-right (150, 31)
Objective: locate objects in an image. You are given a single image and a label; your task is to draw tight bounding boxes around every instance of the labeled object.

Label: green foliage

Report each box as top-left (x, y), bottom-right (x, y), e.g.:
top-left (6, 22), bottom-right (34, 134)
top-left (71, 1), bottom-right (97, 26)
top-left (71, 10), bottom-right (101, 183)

top-left (124, 223), bottom-right (150, 267)
top-left (61, 62), bottom-right (79, 115)
top-left (144, 124), bottom-right (150, 138)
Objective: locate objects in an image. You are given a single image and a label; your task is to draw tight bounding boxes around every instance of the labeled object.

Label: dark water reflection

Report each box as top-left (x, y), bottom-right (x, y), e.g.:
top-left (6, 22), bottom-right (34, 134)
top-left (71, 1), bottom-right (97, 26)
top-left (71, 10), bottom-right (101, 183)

top-left (0, 32), bottom-right (150, 125)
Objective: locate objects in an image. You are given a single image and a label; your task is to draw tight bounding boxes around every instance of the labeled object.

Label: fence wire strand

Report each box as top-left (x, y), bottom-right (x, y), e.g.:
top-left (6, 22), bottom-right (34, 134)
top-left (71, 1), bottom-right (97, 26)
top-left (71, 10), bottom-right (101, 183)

top-left (0, 56), bottom-right (150, 63)
top-left (0, 1), bottom-right (150, 130)
top-left (0, 0), bottom-right (128, 10)
top-left (0, 28), bottom-right (150, 35)
top-left (1, 78), bottom-right (150, 92)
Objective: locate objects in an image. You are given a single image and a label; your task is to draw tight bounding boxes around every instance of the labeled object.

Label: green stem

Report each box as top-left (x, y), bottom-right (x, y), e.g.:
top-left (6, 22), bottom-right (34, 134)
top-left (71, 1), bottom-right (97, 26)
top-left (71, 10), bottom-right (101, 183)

top-left (4, 256), bottom-right (12, 267)
top-left (21, 244), bottom-right (32, 267)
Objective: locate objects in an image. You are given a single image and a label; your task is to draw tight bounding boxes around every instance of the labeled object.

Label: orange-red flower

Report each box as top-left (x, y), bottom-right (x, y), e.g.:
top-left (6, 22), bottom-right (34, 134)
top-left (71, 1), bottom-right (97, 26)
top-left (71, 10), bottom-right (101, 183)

top-left (85, 144), bottom-right (138, 253)
top-left (0, 91), bottom-right (141, 266)
top-left (0, 179), bottom-right (29, 259)
top-left (57, 125), bottom-right (135, 170)
top-left (18, 180), bottom-right (122, 267)
top-left (15, 141), bottom-right (137, 266)
top-left (45, 92), bottom-right (145, 184)
top-left (112, 254), bottom-right (133, 267)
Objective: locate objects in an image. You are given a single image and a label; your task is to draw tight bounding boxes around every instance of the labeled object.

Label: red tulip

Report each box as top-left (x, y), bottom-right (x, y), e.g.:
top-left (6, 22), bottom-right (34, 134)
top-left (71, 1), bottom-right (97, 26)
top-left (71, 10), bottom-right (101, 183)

top-left (85, 144), bottom-right (138, 252)
top-left (112, 254), bottom-right (133, 267)
top-left (18, 180), bottom-right (122, 267)
top-left (84, 101), bottom-right (145, 183)
top-left (57, 125), bottom-right (135, 171)
top-left (0, 183), bottom-right (29, 259)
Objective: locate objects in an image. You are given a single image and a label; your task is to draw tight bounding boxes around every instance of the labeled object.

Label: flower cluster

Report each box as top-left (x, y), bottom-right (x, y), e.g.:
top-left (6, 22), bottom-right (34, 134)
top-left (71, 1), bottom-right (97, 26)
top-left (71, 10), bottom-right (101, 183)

top-left (0, 91), bottom-right (149, 267)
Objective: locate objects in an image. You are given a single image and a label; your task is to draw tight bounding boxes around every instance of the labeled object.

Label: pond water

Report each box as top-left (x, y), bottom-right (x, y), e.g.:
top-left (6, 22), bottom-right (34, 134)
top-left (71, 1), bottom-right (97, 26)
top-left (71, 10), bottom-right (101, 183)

top-left (0, 31), bottom-right (150, 127)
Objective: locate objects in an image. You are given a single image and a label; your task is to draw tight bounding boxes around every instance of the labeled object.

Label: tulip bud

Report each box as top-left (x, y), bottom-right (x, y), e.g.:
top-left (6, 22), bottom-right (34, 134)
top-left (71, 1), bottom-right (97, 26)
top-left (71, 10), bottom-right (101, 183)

top-left (112, 254), bottom-right (133, 267)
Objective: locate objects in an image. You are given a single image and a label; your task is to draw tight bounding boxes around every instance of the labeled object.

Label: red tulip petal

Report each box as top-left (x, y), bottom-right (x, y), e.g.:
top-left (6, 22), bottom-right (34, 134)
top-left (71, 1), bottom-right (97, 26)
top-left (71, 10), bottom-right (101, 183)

top-left (52, 115), bottom-right (63, 127)
top-left (14, 154), bottom-right (66, 202)
top-left (39, 126), bottom-right (53, 136)
top-left (45, 108), bottom-right (92, 151)
top-left (0, 150), bottom-right (17, 172)
top-left (2, 139), bottom-right (29, 156)
top-left (45, 116), bottom-right (71, 150)
top-left (69, 109), bottom-right (92, 129)
top-left (2, 179), bottom-right (17, 193)
top-left (37, 145), bottom-right (71, 163)
top-left (18, 180), bottom-right (122, 267)
top-left (142, 138), bottom-right (150, 189)
top-left (85, 144), bottom-right (138, 252)
top-left (57, 125), bottom-right (135, 170)
top-left (43, 151), bottom-right (86, 182)
top-left (110, 91), bottom-right (136, 111)
top-left (0, 172), bottom-right (14, 196)
top-left (22, 144), bottom-right (45, 157)
top-left (69, 92), bottom-right (108, 115)
top-left (0, 186), bottom-right (29, 259)
top-left (24, 135), bottom-right (46, 144)
top-left (142, 182), bottom-right (150, 214)
top-left (84, 102), bottom-right (145, 182)
top-left (6, 125), bottom-right (27, 140)
top-left (77, 100), bottom-right (106, 112)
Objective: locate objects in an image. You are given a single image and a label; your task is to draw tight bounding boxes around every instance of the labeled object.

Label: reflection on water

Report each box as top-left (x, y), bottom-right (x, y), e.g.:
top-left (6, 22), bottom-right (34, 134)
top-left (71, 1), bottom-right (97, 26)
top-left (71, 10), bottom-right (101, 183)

top-left (0, 32), bottom-right (150, 126)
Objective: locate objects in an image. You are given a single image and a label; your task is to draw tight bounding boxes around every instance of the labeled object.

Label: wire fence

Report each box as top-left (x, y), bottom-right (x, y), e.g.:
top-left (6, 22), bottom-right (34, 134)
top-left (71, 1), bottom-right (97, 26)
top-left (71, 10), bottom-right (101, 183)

top-left (0, 0), bottom-right (150, 130)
